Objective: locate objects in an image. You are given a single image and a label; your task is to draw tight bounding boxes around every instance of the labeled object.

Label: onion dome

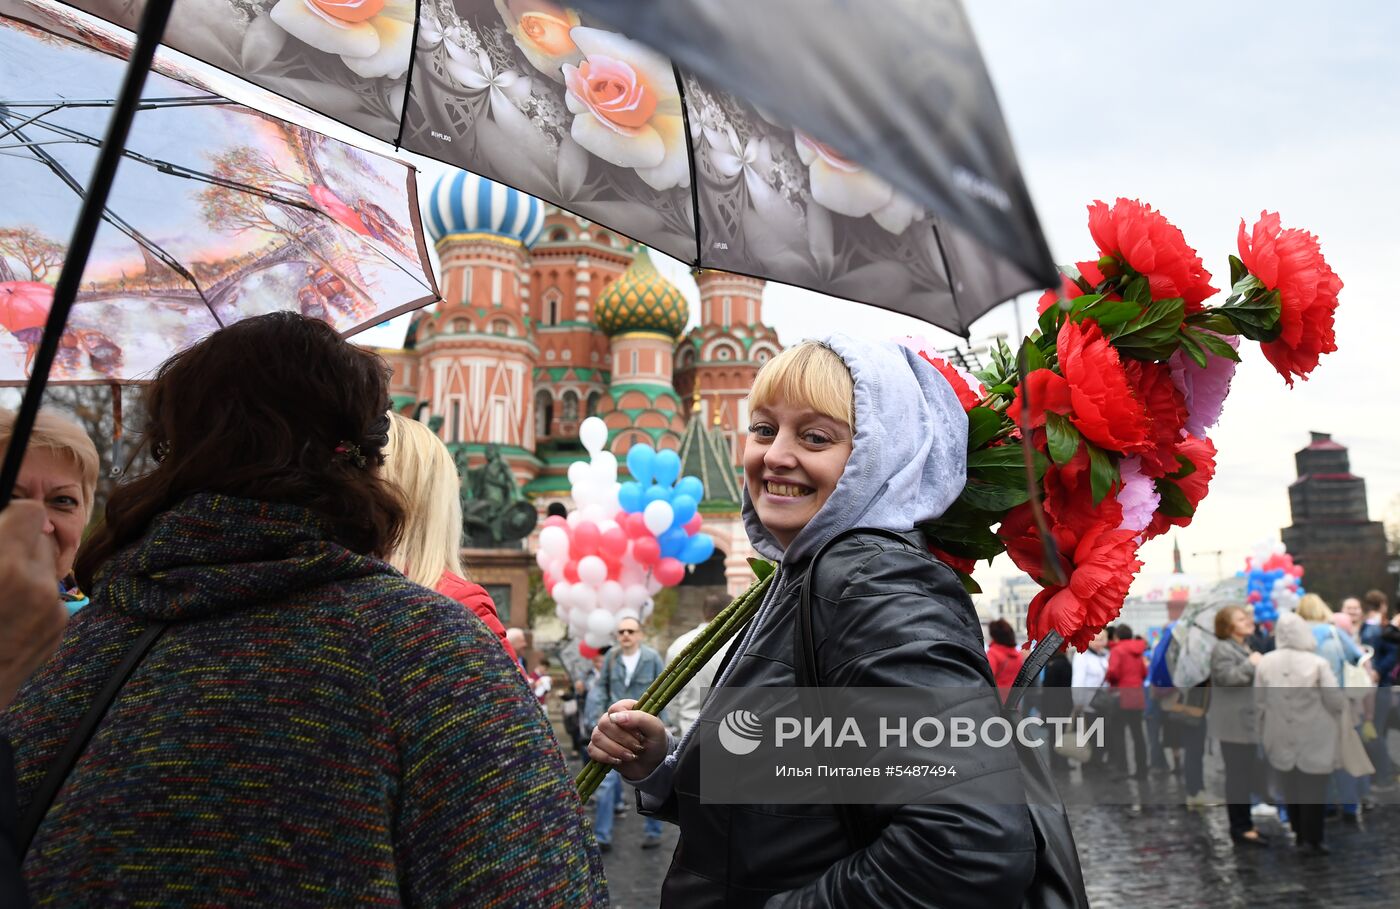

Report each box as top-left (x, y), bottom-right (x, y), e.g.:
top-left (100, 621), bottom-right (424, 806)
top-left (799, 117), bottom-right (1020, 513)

top-left (425, 169), bottom-right (545, 247)
top-left (595, 248), bottom-right (689, 337)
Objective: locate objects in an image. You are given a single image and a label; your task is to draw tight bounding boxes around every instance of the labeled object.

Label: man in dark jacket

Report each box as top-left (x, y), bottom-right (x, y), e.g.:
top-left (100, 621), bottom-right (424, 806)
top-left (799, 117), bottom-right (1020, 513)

top-left (1, 501), bottom-right (67, 909)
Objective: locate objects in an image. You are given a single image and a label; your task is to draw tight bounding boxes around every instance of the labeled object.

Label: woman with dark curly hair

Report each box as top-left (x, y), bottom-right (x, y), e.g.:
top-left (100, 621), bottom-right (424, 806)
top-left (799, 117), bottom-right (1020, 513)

top-left (2, 313), bottom-right (603, 907)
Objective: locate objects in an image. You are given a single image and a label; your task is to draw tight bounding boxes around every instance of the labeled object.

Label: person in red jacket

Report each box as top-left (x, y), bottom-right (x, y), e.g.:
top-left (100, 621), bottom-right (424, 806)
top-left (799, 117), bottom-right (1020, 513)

top-left (1105, 624), bottom-right (1149, 778)
top-left (985, 619), bottom-right (1025, 700)
top-left (383, 413), bottom-right (517, 665)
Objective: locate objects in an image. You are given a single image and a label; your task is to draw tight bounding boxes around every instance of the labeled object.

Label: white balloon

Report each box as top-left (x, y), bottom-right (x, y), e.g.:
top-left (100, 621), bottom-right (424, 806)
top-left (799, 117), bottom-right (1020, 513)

top-left (584, 630), bottom-right (610, 649)
top-left (548, 558), bottom-right (566, 580)
top-left (623, 583), bottom-right (650, 610)
top-left (591, 450), bottom-right (618, 483)
top-left (616, 607), bottom-right (640, 623)
top-left (1272, 541), bottom-right (1286, 556)
top-left (602, 483), bottom-right (622, 515)
top-left (640, 600), bottom-right (654, 622)
top-left (571, 482), bottom-right (597, 508)
top-left (579, 416), bottom-right (609, 454)
top-left (573, 585), bottom-right (599, 612)
top-left (620, 564), bottom-right (647, 588)
top-left (539, 526), bottom-right (571, 560)
top-left (598, 519), bottom-right (620, 534)
top-left (535, 549), bottom-right (551, 570)
top-left (581, 503), bottom-right (610, 526)
top-left (570, 615), bottom-right (589, 637)
top-left (578, 555), bottom-right (609, 587)
top-left (551, 581), bottom-right (573, 608)
top-left (645, 576), bottom-right (663, 595)
top-left (566, 509), bottom-right (583, 527)
top-left (554, 603), bottom-right (566, 621)
top-left (586, 607), bottom-right (616, 639)
top-left (643, 500), bottom-right (675, 536)
top-left (599, 580), bottom-right (625, 611)
top-left (567, 460), bottom-right (591, 487)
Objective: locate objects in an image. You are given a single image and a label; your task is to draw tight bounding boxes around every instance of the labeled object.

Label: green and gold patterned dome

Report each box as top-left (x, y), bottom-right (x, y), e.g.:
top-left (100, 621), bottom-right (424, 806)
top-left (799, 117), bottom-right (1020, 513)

top-left (595, 248), bottom-right (689, 337)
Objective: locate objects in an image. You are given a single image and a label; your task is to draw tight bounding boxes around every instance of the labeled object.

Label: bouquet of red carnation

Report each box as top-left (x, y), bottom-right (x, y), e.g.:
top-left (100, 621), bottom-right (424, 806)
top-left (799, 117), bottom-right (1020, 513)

top-left (912, 199), bottom-right (1341, 650)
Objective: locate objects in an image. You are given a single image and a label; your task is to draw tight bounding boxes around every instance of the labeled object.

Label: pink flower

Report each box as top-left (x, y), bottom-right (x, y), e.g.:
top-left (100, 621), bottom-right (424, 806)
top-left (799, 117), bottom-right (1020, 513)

top-left (1169, 334), bottom-right (1239, 437)
top-left (1115, 457), bottom-right (1159, 535)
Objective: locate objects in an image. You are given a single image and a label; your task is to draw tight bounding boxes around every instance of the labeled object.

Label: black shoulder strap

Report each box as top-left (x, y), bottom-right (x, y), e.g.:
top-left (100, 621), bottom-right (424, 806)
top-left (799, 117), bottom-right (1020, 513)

top-left (796, 528), bottom-right (913, 852)
top-left (18, 620), bottom-right (168, 856)
top-left (1004, 631), bottom-right (1065, 713)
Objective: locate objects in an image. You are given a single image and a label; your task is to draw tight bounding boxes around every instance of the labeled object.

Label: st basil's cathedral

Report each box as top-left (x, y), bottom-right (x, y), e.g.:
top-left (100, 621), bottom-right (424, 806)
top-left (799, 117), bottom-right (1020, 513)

top-left (377, 171), bottom-right (784, 597)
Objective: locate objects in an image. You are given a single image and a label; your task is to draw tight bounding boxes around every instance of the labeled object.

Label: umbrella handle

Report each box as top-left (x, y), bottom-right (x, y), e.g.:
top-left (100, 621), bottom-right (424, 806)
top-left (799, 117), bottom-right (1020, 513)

top-left (0, 0), bottom-right (176, 507)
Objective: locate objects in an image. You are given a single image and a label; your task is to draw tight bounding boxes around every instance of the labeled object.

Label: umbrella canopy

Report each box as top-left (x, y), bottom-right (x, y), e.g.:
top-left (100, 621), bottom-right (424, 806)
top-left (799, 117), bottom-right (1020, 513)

top-left (0, 13), bottom-right (438, 384)
top-left (11, 0), bottom-right (1055, 335)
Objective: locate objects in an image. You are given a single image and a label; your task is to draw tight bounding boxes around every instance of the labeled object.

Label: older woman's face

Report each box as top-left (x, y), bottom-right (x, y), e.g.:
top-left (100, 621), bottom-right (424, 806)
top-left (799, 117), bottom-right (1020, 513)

top-left (744, 402), bottom-right (852, 548)
top-left (1231, 609), bottom-right (1255, 640)
top-left (14, 448), bottom-right (88, 581)
top-left (1342, 598), bottom-right (1363, 628)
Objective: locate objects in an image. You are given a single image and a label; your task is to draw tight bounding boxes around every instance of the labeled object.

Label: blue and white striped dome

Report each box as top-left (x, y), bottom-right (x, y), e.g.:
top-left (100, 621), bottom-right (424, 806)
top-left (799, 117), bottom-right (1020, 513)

top-left (425, 170), bottom-right (545, 247)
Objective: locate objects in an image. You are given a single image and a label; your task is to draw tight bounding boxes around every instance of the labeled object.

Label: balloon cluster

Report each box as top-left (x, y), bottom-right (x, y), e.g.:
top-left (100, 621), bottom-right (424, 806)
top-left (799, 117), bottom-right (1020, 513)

top-left (1239, 539), bottom-right (1304, 624)
top-left (538, 417), bottom-right (716, 649)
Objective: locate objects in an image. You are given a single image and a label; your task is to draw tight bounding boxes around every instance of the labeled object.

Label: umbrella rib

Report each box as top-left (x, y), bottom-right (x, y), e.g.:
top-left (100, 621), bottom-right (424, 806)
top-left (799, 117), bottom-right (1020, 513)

top-left (671, 62), bottom-right (704, 266)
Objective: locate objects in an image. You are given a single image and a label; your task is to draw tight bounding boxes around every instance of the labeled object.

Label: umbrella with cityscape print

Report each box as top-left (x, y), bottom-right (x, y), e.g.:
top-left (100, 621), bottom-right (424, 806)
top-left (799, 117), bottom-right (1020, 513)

top-left (0, 13), bottom-right (438, 385)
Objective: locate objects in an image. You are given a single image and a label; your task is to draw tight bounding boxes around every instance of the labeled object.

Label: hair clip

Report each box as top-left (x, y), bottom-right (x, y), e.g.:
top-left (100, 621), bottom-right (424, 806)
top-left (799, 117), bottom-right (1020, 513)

top-left (153, 440), bottom-right (171, 463)
top-left (334, 441), bottom-right (367, 469)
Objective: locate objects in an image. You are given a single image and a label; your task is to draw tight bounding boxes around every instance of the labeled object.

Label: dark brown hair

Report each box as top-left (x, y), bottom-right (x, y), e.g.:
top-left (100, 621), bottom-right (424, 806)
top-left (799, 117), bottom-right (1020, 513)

top-left (76, 313), bottom-right (405, 587)
top-left (1363, 589), bottom-right (1389, 614)
top-left (988, 619), bottom-right (1017, 648)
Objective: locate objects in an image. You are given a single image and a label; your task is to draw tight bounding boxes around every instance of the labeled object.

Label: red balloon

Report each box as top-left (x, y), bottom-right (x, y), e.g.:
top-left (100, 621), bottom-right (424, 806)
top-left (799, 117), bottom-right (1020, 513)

top-left (683, 514), bottom-right (703, 536)
top-left (573, 522), bottom-right (601, 556)
top-left (600, 527), bottom-right (629, 559)
top-left (633, 537), bottom-right (661, 566)
top-left (543, 572), bottom-right (558, 590)
top-left (564, 560), bottom-right (580, 583)
top-left (1247, 591), bottom-right (1261, 603)
top-left (625, 513), bottom-right (651, 538)
top-left (544, 515), bottom-right (568, 529)
top-left (1291, 565), bottom-right (1305, 578)
top-left (604, 555), bottom-right (622, 581)
top-left (579, 641), bottom-right (601, 660)
top-left (654, 557), bottom-right (685, 587)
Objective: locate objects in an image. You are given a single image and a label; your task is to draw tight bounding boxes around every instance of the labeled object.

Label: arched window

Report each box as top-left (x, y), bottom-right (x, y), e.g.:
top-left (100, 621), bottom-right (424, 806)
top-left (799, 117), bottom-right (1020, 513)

top-left (562, 390), bottom-right (580, 422)
top-left (490, 318), bottom-right (512, 336)
top-left (535, 390), bottom-right (554, 438)
top-left (586, 391), bottom-right (601, 417)
top-left (451, 318), bottom-right (469, 333)
top-left (543, 287), bottom-right (562, 326)
top-left (549, 227), bottom-right (569, 242)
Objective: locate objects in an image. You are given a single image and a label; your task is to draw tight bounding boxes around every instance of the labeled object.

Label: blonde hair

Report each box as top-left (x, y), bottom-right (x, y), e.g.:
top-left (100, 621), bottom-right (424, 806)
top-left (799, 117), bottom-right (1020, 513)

top-left (0, 408), bottom-right (99, 517)
top-left (748, 341), bottom-right (854, 429)
top-left (382, 412), bottom-right (465, 587)
top-left (1296, 593), bottom-right (1332, 623)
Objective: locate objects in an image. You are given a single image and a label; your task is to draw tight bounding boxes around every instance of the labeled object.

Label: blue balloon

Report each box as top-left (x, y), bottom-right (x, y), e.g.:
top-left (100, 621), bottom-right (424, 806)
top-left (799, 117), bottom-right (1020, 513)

top-left (653, 449), bottom-right (681, 488)
top-left (675, 475), bottom-right (704, 502)
top-left (680, 533), bottom-right (715, 565)
top-left (618, 482), bottom-right (645, 514)
top-left (671, 494), bottom-right (698, 528)
top-left (626, 444), bottom-right (656, 484)
top-left (659, 527), bottom-right (688, 559)
top-left (644, 484), bottom-right (672, 506)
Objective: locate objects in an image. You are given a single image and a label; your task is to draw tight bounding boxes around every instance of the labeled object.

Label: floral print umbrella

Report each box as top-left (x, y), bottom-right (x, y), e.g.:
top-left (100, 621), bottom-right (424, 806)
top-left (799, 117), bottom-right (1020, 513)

top-left (9, 0), bottom-right (1056, 335)
top-left (0, 13), bottom-right (438, 384)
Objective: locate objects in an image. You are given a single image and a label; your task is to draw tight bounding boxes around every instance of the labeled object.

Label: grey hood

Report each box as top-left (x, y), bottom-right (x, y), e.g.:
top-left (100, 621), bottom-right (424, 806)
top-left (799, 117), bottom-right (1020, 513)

top-left (742, 333), bottom-right (969, 565)
top-left (1274, 612), bottom-right (1317, 652)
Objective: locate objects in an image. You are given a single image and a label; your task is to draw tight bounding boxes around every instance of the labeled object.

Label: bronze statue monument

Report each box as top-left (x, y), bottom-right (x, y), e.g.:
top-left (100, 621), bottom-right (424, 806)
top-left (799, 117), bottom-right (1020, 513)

top-left (460, 444), bottom-right (538, 547)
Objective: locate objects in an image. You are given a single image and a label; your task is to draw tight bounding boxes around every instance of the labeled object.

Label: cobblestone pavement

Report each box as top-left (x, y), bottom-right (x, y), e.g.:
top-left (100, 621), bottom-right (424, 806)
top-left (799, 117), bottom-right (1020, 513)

top-left (591, 743), bottom-right (1400, 908)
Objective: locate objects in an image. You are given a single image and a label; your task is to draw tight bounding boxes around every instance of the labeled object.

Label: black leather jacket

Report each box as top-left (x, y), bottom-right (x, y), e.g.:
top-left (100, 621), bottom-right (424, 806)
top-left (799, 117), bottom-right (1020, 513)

top-left (648, 531), bottom-right (1036, 908)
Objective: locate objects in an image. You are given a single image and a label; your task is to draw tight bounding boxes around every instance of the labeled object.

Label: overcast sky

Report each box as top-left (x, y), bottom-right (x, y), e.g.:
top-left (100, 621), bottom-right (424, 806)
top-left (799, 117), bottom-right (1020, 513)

top-left (340, 1), bottom-right (1400, 598)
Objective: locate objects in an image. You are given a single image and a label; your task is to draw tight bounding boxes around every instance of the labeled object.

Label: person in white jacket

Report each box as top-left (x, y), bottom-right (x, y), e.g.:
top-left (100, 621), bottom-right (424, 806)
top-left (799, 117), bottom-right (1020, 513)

top-left (1068, 630), bottom-right (1111, 768)
top-left (1254, 611), bottom-right (1346, 855)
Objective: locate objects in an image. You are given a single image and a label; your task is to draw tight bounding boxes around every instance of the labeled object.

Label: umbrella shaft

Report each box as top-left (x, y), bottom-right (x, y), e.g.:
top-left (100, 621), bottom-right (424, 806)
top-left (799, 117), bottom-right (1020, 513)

top-left (0, 0), bottom-right (176, 506)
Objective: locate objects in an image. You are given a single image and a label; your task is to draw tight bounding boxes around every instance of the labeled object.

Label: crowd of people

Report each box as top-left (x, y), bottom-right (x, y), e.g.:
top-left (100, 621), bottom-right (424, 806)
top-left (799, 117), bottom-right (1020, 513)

top-left (1, 311), bottom-right (1395, 906)
top-left (1030, 590), bottom-right (1400, 855)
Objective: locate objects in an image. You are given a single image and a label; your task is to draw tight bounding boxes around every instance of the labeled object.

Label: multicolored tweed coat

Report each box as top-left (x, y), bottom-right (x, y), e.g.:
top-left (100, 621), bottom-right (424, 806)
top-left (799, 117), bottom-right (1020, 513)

top-left (1, 494), bottom-right (606, 907)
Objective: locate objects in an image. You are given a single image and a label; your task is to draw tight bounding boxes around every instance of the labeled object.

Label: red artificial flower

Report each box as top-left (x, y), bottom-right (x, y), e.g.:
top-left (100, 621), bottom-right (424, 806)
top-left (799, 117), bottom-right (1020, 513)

top-left (918, 353), bottom-right (985, 412)
top-left (1145, 434), bottom-right (1216, 538)
top-left (1087, 199), bottom-right (1218, 311)
top-left (1056, 319), bottom-right (1151, 453)
top-left (1036, 271), bottom-right (1093, 314)
top-left (1123, 360), bottom-right (1188, 477)
top-left (1025, 523), bottom-right (1143, 650)
top-left (928, 544), bottom-right (977, 579)
top-left (1237, 211), bottom-right (1342, 386)
top-left (1005, 368), bottom-right (1072, 429)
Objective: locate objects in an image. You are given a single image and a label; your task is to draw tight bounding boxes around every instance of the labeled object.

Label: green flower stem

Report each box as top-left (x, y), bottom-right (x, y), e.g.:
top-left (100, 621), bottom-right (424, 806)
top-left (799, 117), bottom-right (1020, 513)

top-left (575, 572), bottom-right (774, 799)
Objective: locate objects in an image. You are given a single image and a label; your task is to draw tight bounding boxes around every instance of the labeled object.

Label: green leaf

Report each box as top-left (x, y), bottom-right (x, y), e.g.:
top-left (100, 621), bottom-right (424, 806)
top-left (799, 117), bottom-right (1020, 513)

top-left (1177, 329), bottom-right (1208, 368)
top-left (1078, 299), bottom-right (1141, 330)
top-left (958, 480), bottom-right (1030, 512)
top-left (966, 406), bottom-right (1003, 451)
top-left (1170, 453), bottom-right (1197, 480)
top-left (1037, 303), bottom-right (1063, 340)
top-left (1190, 330), bottom-right (1241, 362)
top-left (1045, 411), bottom-right (1081, 466)
top-left (1228, 254), bottom-right (1247, 288)
top-left (989, 383), bottom-right (1016, 396)
top-left (955, 568), bottom-right (983, 595)
top-left (1086, 443), bottom-right (1120, 504)
top-left (747, 558), bottom-right (776, 581)
top-left (1219, 289), bottom-right (1282, 342)
top-left (1110, 296), bottom-right (1187, 360)
top-left (921, 509), bottom-right (1008, 561)
top-left (968, 444), bottom-right (1047, 474)
top-left (1123, 276), bottom-right (1152, 306)
top-left (1018, 338), bottom-right (1047, 377)
top-left (1230, 272), bottom-right (1265, 299)
top-left (1155, 477), bottom-right (1195, 518)
top-left (1184, 311), bottom-right (1236, 334)
top-left (1068, 292), bottom-right (1103, 317)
